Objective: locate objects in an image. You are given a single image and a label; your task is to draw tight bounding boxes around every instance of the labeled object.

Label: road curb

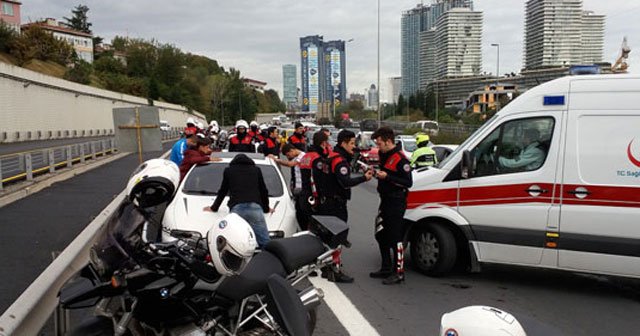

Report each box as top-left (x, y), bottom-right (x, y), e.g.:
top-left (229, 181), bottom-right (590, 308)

top-left (0, 152), bottom-right (130, 208)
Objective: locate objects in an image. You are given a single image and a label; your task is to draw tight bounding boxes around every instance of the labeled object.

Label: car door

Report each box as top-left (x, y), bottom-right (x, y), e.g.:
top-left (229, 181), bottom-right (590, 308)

top-left (558, 99), bottom-right (640, 276)
top-left (458, 113), bottom-right (560, 265)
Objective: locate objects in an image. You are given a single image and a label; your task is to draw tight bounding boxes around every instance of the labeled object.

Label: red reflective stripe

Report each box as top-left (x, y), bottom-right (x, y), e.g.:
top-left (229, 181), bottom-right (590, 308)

top-left (329, 153), bottom-right (343, 172)
top-left (300, 152), bottom-right (320, 169)
top-left (383, 152), bottom-right (402, 171)
top-left (230, 137), bottom-right (239, 144)
top-left (407, 183), bottom-right (640, 209)
top-left (267, 138), bottom-right (276, 148)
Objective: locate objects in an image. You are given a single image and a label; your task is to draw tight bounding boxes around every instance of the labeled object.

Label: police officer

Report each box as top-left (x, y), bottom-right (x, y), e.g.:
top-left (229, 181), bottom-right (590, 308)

top-left (371, 126), bottom-right (413, 285)
top-left (229, 120), bottom-right (255, 153)
top-left (288, 122), bottom-right (308, 151)
top-left (410, 134), bottom-right (438, 168)
top-left (260, 126), bottom-right (280, 157)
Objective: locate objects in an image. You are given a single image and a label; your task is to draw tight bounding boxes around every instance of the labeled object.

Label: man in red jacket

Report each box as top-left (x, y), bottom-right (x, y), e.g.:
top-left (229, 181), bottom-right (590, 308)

top-left (179, 137), bottom-right (221, 180)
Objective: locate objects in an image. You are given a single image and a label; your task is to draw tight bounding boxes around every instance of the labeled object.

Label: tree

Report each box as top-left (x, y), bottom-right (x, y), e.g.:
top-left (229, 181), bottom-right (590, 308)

top-left (0, 21), bottom-right (17, 53)
top-left (10, 26), bottom-right (74, 65)
top-left (64, 59), bottom-right (92, 84)
top-left (396, 94), bottom-right (405, 117)
top-left (64, 5), bottom-right (92, 34)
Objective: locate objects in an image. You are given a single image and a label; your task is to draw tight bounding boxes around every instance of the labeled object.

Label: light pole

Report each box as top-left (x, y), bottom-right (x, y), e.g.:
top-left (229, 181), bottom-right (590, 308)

top-left (491, 43), bottom-right (500, 111)
top-left (376, 0), bottom-right (381, 126)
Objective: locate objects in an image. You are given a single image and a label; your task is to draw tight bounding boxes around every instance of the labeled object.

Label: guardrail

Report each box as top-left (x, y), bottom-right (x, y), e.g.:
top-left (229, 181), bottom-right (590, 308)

top-left (0, 139), bottom-right (116, 191)
top-left (0, 192), bottom-right (125, 336)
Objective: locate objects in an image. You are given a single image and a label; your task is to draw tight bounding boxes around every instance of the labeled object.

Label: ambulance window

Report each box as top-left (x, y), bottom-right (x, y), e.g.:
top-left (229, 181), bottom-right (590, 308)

top-left (470, 117), bottom-right (554, 177)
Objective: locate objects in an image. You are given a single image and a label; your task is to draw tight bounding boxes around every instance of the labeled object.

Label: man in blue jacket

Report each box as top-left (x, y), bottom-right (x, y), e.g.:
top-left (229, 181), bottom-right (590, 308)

top-left (170, 134), bottom-right (197, 166)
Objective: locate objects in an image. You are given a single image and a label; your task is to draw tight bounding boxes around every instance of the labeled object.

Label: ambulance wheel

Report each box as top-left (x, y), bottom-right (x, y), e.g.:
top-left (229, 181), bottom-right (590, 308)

top-left (410, 223), bottom-right (457, 276)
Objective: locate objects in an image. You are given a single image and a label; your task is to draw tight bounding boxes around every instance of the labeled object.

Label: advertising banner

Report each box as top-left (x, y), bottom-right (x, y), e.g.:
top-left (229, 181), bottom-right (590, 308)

top-left (308, 46), bottom-right (319, 112)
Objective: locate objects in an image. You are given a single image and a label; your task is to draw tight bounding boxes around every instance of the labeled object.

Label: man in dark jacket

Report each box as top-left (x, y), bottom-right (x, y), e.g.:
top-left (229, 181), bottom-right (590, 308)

top-left (287, 122), bottom-right (307, 151)
top-left (179, 137), bottom-right (221, 180)
top-left (260, 126), bottom-right (281, 157)
top-left (203, 154), bottom-right (272, 247)
top-left (371, 126), bottom-right (413, 285)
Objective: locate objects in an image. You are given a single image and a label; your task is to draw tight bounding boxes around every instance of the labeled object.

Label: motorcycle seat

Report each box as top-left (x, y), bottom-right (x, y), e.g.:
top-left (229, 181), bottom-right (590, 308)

top-left (264, 235), bottom-right (327, 274)
top-left (216, 251), bottom-right (286, 301)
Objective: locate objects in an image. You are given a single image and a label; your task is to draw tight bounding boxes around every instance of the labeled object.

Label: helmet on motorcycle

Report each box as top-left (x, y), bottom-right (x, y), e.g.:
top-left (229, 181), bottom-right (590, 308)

top-left (207, 213), bottom-right (257, 276)
top-left (235, 119), bottom-right (249, 129)
top-left (209, 120), bottom-right (219, 128)
top-left (186, 117), bottom-right (196, 127)
top-left (416, 134), bottom-right (430, 147)
top-left (440, 306), bottom-right (527, 336)
top-left (126, 159), bottom-right (179, 208)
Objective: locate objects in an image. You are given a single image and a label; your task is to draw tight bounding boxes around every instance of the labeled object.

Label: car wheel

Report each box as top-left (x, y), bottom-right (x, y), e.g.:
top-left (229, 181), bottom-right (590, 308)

top-left (410, 223), bottom-right (457, 276)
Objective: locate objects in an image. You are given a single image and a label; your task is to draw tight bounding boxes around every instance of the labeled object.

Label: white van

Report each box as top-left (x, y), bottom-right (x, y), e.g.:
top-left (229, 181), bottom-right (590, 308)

top-left (405, 74), bottom-right (640, 279)
top-left (408, 120), bottom-right (440, 136)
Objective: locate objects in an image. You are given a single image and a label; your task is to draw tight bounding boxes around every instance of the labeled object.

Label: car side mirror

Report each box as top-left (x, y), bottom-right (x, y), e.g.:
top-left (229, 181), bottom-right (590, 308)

top-left (461, 150), bottom-right (473, 179)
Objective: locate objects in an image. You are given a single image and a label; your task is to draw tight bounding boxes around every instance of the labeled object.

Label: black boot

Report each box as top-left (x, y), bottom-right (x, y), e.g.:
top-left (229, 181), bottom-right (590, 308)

top-left (328, 270), bottom-right (354, 283)
top-left (382, 273), bottom-right (405, 285)
top-left (371, 244), bottom-right (392, 278)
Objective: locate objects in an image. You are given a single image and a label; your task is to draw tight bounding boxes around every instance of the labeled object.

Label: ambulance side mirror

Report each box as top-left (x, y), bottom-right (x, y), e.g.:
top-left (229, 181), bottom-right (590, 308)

top-left (461, 150), bottom-right (473, 179)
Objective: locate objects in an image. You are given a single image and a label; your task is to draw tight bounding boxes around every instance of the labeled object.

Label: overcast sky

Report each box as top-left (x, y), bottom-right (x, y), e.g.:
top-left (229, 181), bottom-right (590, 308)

top-left (21, 0), bottom-right (638, 101)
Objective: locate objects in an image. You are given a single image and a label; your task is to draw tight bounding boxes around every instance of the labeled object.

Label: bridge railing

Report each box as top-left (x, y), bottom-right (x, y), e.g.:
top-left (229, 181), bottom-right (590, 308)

top-left (0, 139), bottom-right (117, 191)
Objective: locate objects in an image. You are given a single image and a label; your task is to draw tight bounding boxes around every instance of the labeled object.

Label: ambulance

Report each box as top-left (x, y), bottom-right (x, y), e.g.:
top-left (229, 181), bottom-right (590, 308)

top-left (405, 74), bottom-right (640, 279)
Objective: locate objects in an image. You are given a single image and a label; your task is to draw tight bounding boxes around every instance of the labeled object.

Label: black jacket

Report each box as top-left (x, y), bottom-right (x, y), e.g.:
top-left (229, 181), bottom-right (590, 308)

top-left (210, 154), bottom-right (270, 212)
top-left (332, 146), bottom-right (367, 200)
top-left (377, 145), bottom-right (413, 197)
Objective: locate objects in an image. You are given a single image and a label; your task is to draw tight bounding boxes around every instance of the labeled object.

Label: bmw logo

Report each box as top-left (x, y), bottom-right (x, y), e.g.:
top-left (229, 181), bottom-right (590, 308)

top-left (445, 329), bottom-right (458, 336)
top-left (219, 220), bottom-right (227, 229)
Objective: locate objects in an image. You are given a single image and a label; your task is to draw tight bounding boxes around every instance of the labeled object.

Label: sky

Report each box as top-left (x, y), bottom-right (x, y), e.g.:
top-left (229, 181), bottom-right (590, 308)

top-left (20, 0), bottom-right (639, 102)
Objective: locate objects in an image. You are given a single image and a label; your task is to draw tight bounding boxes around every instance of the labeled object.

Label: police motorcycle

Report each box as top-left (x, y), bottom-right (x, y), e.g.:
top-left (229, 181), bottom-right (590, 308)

top-left (57, 159), bottom-right (347, 336)
top-left (207, 121), bottom-right (222, 151)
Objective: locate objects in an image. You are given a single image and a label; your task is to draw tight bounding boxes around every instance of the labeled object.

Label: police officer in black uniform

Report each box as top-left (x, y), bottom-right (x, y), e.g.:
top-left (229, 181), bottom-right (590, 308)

top-left (287, 122), bottom-right (308, 151)
top-left (370, 126), bottom-right (413, 285)
top-left (260, 126), bottom-right (281, 157)
top-left (229, 120), bottom-right (255, 153)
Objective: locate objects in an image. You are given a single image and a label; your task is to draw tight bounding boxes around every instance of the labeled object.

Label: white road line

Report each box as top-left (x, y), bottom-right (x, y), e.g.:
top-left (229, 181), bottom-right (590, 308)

top-left (308, 277), bottom-right (381, 336)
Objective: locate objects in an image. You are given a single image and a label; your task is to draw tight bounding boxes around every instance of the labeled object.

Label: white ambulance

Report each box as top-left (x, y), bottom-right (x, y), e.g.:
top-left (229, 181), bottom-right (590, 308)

top-left (405, 74), bottom-right (640, 279)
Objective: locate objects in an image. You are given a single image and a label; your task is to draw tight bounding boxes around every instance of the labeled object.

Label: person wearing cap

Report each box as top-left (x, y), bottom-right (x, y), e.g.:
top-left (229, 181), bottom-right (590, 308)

top-left (229, 120), bottom-right (255, 153)
top-left (410, 134), bottom-right (437, 168)
top-left (287, 122), bottom-right (307, 151)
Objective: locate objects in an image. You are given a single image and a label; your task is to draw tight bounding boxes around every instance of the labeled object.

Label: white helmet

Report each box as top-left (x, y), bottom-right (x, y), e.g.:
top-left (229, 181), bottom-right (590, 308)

top-left (250, 120), bottom-right (259, 127)
top-left (186, 117), bottom-right (196, 126)
top-left (235, 119), bottom-right (249, 129)
top-left (259, 123), bottom-right (268, 131)
top-left (196, 121), bottom-right (204, 130)
top-left (207, 213), bottom-right (258, 276)
top-left (440, 306), bottom-right (527, 336)
top-left (126, 159), bottom-right (179, 208)
top-left (209, 120), bottom-right (219, 128)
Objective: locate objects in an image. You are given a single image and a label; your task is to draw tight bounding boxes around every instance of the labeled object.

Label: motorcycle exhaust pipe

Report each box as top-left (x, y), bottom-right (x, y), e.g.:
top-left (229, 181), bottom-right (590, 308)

top-left (299, 286), bottom-right (323, 311)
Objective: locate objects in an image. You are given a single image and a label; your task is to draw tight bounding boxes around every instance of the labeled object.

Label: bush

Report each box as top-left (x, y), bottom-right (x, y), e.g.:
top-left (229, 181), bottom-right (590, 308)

top-left (10, 26), bottom-right (74, 65)
top-left (64, 60), bottom-right (93, 84)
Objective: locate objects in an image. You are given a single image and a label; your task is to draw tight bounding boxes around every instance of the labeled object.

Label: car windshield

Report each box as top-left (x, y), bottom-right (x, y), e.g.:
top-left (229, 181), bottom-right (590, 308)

top-left (423, 122), bottom-right (438, 130)
top-left (182, 163), bottom-right (284, 197)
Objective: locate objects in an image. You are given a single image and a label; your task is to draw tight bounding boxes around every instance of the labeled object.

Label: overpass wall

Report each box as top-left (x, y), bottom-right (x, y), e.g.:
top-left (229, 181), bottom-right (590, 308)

top-left (0, 62), bottom-right (206, 143)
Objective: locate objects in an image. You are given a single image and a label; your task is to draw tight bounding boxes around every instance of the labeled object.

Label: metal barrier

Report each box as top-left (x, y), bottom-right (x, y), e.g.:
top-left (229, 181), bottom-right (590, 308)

top-left (0, 139), bottom-right (117, 189)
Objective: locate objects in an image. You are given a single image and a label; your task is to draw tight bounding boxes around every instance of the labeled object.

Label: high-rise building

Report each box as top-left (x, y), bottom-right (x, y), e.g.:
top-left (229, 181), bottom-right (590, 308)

top-left (401, 0), bottom-right (473, 97)
top-left (419, 28), bottom-right (437, 91)
top-left (581, 10), bottom-right (605, 64)
top-left (300, 35), bottom-right (324, 112)
top-left (435, 8), bottom-right (483, 79)
top-left (323, 40), bottom-right (347, 113)
top-left (367, 84), bottom-right (379, 110)
top-left (524, 0), bottom-right (604, 70)
top-left (282, 64), bottom-right (297, 110)
top-left (388, 77), bottom-right (402, 103)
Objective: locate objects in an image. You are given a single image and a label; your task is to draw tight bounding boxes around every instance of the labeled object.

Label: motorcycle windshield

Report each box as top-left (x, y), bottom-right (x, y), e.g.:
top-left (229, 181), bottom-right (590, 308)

top-left (91, 201), bottom-right (147, 278)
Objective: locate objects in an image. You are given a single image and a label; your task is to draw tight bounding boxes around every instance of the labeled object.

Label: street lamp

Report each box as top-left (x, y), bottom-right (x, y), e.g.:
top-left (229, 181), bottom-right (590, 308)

top-left (376, 0), bottom-right (381, 126)
top-left (491, 43), bottom-right (500, 111)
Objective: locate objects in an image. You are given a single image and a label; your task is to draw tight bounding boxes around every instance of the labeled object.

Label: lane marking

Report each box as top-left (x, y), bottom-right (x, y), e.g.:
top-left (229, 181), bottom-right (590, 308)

top-left (308, 277), bottom-right (381, 336)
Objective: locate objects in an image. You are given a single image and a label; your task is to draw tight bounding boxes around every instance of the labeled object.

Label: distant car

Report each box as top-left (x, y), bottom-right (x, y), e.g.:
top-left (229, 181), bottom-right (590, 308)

top-left (160, 120), bottom-right (171, 132)
top-left (162, 152), bottom-right (297, 241)
top-left (395, 135), bottom-right (418, 158)
top-left (407, 120), bottom-right (439, 136)
top-left (356, 132), bottom-right (379, 168)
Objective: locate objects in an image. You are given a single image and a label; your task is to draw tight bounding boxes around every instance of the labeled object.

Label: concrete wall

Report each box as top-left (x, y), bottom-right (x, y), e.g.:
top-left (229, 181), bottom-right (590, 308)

top-left (0, 62), bottom-right (206, 143)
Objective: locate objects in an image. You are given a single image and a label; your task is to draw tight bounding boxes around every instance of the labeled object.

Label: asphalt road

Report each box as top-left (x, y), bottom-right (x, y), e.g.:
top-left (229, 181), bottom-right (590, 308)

top-left (2, 150), bottom-right (640, 335)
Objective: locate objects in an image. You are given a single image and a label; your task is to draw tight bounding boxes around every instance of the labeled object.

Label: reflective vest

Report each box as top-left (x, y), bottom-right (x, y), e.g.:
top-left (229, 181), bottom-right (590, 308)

top-left (411, 146), bottom-right (437, 167)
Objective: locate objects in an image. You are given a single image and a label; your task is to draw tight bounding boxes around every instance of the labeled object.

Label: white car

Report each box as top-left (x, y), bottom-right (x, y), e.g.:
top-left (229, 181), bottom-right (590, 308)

top-left (162, 153), bottom-right (297, 241)
top-left (395, 135), bottom-right (418, 158)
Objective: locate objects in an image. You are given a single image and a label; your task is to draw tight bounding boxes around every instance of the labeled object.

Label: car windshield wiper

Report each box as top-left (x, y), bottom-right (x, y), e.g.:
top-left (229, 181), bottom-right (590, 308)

top-left (183, 189), bottom-right (217, 195)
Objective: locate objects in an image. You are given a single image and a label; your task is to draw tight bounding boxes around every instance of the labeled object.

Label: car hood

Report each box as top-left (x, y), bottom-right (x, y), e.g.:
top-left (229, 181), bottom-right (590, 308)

top-left (162, 194), bottom-right (288, 237)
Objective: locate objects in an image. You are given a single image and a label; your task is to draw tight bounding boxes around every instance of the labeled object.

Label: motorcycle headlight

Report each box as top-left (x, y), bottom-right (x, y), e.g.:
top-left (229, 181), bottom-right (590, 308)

top-left (362, 153), bottom-right (369, 157)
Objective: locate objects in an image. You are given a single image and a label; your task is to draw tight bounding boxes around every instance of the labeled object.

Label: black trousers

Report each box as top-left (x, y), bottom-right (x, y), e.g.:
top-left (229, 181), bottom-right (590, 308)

top-left (294, 193), bottom-right (312, 231)
top-left (375, 195), bottom-right (407, 274)
top-left (315, 197), bottom-right (348, 222)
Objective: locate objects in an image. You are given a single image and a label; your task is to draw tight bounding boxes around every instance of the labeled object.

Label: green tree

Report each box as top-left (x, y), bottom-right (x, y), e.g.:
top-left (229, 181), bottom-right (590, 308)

top-left (63, 5), bottom-right (92, 33)
top-left (396, 94), bottom-right (405, 117)
top-left (126, 38), bottom-right (157, 77)
top-left (64, 59), bottom-right (92, 84)
top-left (10, 26), bottom-right (74, 65)
top-left (0, 21), bottom-right (17, 53)
top-left (111, 36), bottom-right (128, 51)
top-left (93, 55), bottom-right (125, 74)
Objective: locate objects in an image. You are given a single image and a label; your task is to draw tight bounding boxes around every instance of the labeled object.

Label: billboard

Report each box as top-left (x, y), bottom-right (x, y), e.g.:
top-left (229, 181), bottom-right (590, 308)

top-left (324, 41), bottom-right (346, 111)
top-left (308, 46), bottom-right (319, 112)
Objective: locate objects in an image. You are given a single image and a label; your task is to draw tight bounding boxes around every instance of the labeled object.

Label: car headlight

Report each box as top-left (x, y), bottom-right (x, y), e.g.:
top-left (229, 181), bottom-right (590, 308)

top-left (362, 153), bottom-right (369, 157)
